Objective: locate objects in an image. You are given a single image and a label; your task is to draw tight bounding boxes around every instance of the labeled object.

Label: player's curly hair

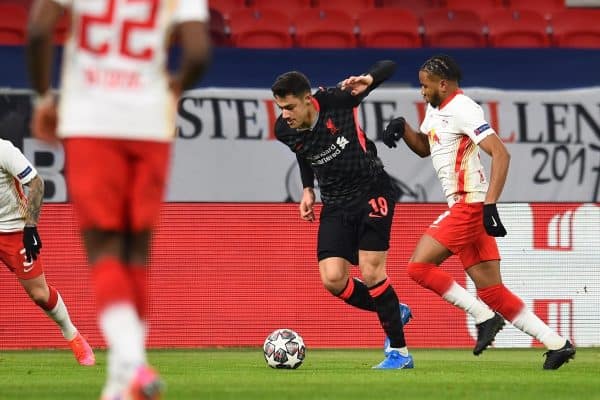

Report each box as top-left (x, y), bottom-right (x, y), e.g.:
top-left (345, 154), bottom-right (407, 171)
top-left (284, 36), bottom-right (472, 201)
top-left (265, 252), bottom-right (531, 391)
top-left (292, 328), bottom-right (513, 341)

top-left (420, 54), bottom-right (462, 82)
top-left (271, 71), bottom-right (311, 98)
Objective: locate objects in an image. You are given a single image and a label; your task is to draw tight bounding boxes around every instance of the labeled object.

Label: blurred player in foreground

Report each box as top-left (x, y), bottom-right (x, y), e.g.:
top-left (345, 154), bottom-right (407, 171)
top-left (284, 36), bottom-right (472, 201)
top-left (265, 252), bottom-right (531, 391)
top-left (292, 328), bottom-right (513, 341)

top-left (382, 54), bottom-right (575, 369)
top-left (26, 0), bottom-right (211, 397)
top-left (272, 60), bottom-right (413, 369)
top-left (0, 138), bottom-right (94, 366)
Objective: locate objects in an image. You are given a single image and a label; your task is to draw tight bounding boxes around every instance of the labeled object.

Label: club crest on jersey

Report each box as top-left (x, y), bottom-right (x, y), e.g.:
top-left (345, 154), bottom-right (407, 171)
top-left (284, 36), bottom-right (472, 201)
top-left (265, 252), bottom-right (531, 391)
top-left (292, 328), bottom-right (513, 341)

top-left (427, 129), bottom-right (440, 145)
top-left (326, 118), bottom-right (339, 135)
top-left (474, 123), bottom-right (490, 136)
top-left (336, 136), bottom-right (349, 149)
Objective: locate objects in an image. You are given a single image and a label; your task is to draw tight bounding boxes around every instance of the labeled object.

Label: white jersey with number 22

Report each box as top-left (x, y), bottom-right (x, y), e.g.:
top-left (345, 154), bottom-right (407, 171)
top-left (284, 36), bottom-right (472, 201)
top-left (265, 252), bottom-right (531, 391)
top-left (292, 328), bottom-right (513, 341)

top-left (52, 0), bottom-right (208, 141)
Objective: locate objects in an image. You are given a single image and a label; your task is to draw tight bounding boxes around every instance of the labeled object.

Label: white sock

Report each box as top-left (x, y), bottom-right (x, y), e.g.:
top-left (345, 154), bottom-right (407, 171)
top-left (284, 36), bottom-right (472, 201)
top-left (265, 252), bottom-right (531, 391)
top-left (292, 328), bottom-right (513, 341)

top-left (45, 293), bottom-right (78, 341)
top-left (387, 346), bottom-right (409, 357)
top-left (442, 282), bottom-right (495, 324)
top-left (510, 309), bottom-right (567, 350)
top-left (100, 303), bottom-right (146, 388)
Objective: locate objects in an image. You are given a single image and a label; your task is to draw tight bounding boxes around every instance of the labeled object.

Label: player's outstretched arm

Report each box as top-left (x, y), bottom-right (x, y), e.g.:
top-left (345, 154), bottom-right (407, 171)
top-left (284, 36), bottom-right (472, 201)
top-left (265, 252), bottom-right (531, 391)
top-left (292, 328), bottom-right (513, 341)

top-left (340, 60), bottom-right (396, 100)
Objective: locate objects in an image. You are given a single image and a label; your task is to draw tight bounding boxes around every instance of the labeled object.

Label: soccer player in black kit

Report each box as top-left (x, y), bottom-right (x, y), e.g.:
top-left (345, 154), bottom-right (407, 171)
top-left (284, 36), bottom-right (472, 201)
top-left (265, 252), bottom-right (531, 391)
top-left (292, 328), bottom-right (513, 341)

top-left (272, 60), bottom-right (413, 369)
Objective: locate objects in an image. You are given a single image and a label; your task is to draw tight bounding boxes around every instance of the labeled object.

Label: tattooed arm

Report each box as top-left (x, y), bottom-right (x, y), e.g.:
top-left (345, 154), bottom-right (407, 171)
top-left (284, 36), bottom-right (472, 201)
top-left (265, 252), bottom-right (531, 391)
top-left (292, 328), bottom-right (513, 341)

top-left (24, 175), bottom-right (44, 226)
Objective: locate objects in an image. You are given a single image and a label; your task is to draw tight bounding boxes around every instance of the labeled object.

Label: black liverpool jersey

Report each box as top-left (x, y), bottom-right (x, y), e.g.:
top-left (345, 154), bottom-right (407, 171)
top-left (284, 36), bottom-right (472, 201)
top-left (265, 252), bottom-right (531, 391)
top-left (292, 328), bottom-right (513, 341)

top-left (275, 60), bottom-right (397, 208)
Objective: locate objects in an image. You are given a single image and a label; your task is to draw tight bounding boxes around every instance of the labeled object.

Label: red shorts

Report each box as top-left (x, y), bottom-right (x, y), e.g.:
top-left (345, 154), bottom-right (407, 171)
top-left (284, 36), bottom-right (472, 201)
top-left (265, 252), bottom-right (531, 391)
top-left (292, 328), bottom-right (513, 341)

top-left (0, 231), bottom-right (44, 280)
top-left (426, 202), bottom-right (500, 269)
top-left (64, 138), bottom-right (171, 231)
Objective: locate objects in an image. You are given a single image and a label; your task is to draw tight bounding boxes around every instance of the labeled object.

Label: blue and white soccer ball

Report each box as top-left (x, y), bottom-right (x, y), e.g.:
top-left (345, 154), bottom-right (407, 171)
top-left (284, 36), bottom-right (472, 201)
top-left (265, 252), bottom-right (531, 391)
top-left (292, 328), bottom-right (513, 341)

top-left (263, 328), bottom-right (306, 369)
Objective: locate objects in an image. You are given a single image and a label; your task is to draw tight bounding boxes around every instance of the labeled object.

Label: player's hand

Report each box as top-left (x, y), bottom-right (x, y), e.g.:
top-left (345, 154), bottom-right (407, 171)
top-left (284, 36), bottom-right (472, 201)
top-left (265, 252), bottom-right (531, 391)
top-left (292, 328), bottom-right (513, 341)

top-left (30, 93), bottom-right (58, 144)
top-left (382, 117), bottom-right (406, 148)
top-left (340, 74), bottom-right (373, 96)
top-left (299, 188), bottom-right (315, 222)
top-left (23, 226), bottom-right (42, 262)
top-left (483, 204), bottom-right (507, 237)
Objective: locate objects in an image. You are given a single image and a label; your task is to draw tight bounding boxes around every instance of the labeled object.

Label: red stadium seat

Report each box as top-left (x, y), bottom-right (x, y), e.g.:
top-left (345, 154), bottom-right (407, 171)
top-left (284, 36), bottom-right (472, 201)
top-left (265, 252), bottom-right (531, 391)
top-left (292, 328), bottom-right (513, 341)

top-left (552, 9), bottom-right (600, 48)
top-left (486, 9), bottom-right (550, 48)
top-left (422, 9), bottom-right (485, 47)
top-left (0, 3), bottom-right (27, 45)
top-left (249, 0), bottom-right (310, 19)
top-left (443, 0), bottom-right (505, 20)
top-left (313, 0), bottom-right (376, 22)
top-left (209, 8), bottom-right (231, 47)
top-left (208, 0), bottom-right (246, 20)
top-left (506, 0), bottom-right (565, 20)
top-left (358, 8), bottom-right (421, 48)
top-left (53, 9), bottom-right (72, 44)
top-left (378, 0), bottom-right (440, 17)
top-left (294, 9), bottom-right (357, 48)
top-left (229, 8), bottom-right (292, 48)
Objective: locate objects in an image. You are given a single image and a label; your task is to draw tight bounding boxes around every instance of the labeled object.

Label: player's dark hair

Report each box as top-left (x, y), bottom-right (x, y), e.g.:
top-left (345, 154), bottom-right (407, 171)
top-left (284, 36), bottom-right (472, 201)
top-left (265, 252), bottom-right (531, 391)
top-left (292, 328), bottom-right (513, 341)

top-left (271, 71), bottom-right (311, 98)
top-left (420, 54), bottom-right (462, 83)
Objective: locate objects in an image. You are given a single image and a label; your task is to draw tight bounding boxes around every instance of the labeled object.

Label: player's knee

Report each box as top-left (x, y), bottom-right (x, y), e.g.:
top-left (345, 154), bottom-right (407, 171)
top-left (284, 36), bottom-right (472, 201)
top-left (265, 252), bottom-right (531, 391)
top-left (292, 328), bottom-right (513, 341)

top-left (321, 273), bottom-right (347, 295)
top-left (27, 287), bottom-right (49, 307)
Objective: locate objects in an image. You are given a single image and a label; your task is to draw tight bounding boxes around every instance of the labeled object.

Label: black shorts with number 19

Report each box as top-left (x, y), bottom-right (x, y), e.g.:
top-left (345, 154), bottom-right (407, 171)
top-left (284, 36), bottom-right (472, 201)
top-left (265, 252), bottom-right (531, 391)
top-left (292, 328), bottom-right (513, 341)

top-left (317, 173), bottom-right (396, 265)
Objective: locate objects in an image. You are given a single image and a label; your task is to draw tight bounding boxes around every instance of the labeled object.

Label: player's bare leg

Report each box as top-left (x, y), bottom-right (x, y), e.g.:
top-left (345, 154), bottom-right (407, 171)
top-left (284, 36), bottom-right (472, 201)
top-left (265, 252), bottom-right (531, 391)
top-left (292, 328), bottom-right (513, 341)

top-left (19, 274), bottom-right (95, 366)
top-left (407, 234), bottom-right (501, 355)
top-left (468, 261), bottom-right (575, 369)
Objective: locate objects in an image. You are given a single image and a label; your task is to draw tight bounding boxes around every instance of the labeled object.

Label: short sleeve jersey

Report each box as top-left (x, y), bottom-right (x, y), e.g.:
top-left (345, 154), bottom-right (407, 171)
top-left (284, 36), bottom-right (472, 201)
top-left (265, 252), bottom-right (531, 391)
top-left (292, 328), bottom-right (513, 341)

top-left (419, 91), bottom-right (495, 206)
top-left (275, 88), bottom-right (388, 207)
top-left (0, 139), bottom-right (38, 231)
top-left (51, 0), bottom-right (208, 141)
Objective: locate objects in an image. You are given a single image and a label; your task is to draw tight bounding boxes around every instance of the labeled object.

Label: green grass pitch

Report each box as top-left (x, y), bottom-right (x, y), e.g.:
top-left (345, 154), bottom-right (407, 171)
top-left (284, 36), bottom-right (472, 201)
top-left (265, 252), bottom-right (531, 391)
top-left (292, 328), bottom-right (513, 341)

top-left (0, 348), bottom-right (599, 399)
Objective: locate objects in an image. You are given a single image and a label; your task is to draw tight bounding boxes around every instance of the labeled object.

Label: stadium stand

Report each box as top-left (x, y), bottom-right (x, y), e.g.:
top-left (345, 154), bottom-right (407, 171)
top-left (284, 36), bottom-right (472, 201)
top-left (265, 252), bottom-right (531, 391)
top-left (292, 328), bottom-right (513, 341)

top-left (249, 0), bottom-right (311, 19)
top-left (294, 8), bottom-right (357, 48)
top-left (507, 0), bottom-right (566, 20)
top-left (486, 9), bottom-right (550, 48)
top-left (358, 8), bottom-right (421, 48)
top-left (551, 8), bottom-right (600, 47)
top-left (443, 0), bottom-right (506, 20)
top-left (209, 8), bottom-right (231, 47)
top-left (422, 9), bottom-right (486, 47)
top-left (377, 0), bottom-right (441, 17)
top-left (208, 0), bottom-right (246, 20)
top-left (313, 0), bottom-right (376, 22)
top-left (229, 8), bottom-right (293, 48)
top-left (0, 3), bottom-right (27, 45)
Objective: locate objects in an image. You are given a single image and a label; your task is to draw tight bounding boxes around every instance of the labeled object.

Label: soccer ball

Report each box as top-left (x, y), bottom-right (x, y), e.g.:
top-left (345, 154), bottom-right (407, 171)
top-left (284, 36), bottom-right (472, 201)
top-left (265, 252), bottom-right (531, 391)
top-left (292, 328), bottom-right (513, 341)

top-left (263, 328), bottom-right (306, 369)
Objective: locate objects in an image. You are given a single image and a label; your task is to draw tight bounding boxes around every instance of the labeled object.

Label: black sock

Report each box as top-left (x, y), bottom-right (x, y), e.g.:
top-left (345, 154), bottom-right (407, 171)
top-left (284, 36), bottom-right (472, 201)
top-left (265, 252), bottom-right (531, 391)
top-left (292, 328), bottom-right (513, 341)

top-left (336, 277), bottom-right (376, 311)
top-left (369, 279), bottom-right (406, 348)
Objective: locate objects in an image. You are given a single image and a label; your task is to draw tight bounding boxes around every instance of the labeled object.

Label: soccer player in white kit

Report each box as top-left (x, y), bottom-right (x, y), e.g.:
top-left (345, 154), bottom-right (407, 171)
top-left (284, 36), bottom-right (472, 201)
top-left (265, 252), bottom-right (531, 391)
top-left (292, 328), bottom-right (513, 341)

top-left (382, 55), bottom-right (575, 370)
top-left (26, 0), bottom-right (211, 398)
top-left (0, 139), bottom-right (95, 366)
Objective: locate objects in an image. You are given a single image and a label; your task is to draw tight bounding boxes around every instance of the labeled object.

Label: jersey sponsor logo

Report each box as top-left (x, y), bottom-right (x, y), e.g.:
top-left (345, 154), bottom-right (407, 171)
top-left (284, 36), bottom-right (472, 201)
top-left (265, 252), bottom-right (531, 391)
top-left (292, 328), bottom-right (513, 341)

top-left (474, 123), bottom-right (491, 136)
top-left (17, 166), bottom-right (32, 180)
top-left (326, 118), bottom-right (339, 135)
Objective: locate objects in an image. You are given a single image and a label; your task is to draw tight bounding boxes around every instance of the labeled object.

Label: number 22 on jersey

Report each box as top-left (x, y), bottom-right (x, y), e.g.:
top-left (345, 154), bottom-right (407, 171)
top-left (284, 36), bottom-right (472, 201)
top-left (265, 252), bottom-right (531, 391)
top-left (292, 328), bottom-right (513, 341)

top-left (78, 0), bottom-right (159, 61)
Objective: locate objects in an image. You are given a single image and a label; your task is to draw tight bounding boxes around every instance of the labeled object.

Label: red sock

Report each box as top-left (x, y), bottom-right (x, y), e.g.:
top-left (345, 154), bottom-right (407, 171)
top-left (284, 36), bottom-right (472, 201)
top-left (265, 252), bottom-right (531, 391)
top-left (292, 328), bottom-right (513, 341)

top-left (92, 258), bottom-right (134, 313)
top-left (38, 285), bottom-right (59, 311)
top-left (477, 284), bottom-right (525, 320)
top-left (407, 262), bottom-right (454, 296)
top-left (127, 265), bottom-right (149, 320)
